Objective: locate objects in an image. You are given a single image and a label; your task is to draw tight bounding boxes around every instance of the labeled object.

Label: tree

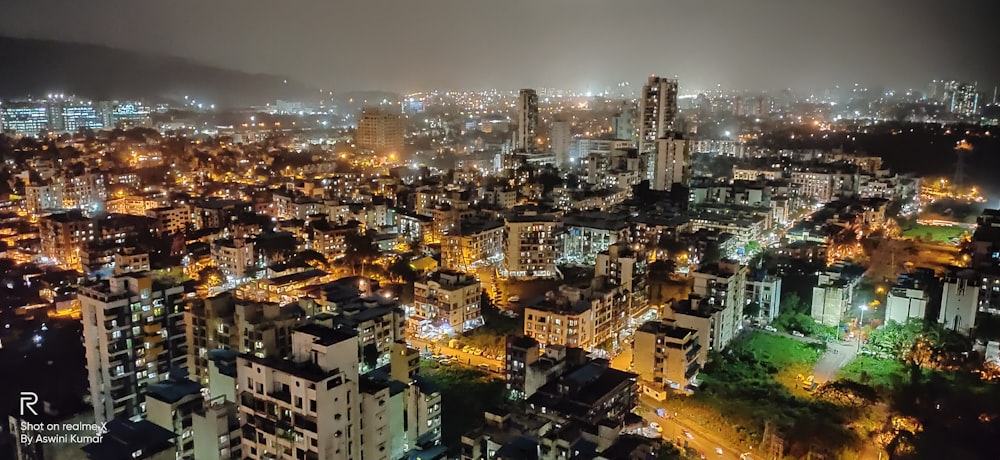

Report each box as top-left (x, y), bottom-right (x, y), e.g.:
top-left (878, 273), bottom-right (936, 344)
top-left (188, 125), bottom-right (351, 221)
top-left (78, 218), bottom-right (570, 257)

top-left (388, 258), bottom-right (418, 283)
top-left (780, 292), bottom-right (808, 316)
top-left (702, 240), bottom-right (721, 265)
top-left (362, 343), bottom-right (380, 370)
top-left (197, 266), bottom-right (225, 288)
top-left (344, 229), bottom-right (380, 274)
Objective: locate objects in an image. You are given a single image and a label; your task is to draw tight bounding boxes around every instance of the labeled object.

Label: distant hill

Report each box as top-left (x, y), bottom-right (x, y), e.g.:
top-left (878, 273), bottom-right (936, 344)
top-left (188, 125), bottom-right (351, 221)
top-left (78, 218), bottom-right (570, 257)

top-left (0, 36), bottom-right (317, 106)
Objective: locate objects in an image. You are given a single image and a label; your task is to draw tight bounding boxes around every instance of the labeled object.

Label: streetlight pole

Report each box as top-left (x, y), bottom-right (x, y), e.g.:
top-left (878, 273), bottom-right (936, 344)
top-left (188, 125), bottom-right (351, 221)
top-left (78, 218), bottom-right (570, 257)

top-left (858, 305), bottom-right (868, 352)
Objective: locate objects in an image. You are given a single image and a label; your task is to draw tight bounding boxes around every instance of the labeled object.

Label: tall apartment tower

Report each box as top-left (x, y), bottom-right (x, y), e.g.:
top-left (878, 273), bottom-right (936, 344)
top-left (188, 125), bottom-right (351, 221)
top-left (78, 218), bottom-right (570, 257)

top-left (79, 272), bottom-right (188, 423)
top-left (550, 115), bottom-right (572, 168)
top-left (357, 107), bottom-right (405, 156)
top-left (237, 324), bottom-right (361, 460)
top-left (638, 76), bottom-right (679, 156)
top-left (949, 82), bottom-right (979, 117)
top-left (515, 89), bottom-right (539, 151)
top-left (650, 134), bottom-right (692, 191)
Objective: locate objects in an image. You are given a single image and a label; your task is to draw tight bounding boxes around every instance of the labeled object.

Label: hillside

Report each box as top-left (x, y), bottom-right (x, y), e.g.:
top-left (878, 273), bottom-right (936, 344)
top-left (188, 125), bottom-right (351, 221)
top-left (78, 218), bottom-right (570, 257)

top-left (0, 36), bottom-right (317, 106)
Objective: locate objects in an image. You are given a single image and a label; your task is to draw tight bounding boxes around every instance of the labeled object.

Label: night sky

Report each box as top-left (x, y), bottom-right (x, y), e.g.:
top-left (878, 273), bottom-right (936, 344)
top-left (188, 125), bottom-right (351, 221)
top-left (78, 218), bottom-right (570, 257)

top-left (2, 0), bottom-right (997, 93)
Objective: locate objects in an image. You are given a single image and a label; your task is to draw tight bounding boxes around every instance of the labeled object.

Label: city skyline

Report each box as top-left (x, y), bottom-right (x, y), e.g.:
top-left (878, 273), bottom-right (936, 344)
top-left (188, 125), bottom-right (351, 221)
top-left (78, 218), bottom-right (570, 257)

top-left (1, 0), bottom-right (997, 94)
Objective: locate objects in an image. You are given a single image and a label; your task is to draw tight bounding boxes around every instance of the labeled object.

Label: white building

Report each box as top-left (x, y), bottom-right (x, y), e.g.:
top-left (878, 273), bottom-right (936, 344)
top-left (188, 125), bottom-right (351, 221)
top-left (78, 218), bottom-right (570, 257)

top-left (212, 238), bottom-right (255, 279)
top-left (939, 274), bottom-right (980, 335)
top-left (412, 270), bottom-right (484, 334)
top-left (504, 211), bottom-right (558, 279)
top-left (550, 118), bottom-right (572, 168)
top-left (516, 89), bottom-right (539, 151)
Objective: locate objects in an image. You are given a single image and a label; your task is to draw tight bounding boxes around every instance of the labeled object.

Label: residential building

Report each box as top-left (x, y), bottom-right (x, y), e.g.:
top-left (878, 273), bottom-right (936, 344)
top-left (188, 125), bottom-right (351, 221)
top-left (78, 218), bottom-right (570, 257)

top-left (25, 172), bottom-right (107, 216)
top-left (551, 117), bottom-right (572, 168)
top-left (595, 243), bottom-right (649, 322)
top-left (515, 89), bottom-right (539, 151)
top-left (412, 269), bottom-right (484, 335)
top-left (691, 260), bottom-right (748, 326)
top-left (632, 320), bottom-right (700, 399)
top-left (746, 269), bottom-right (782, 322)
top-left (237, 324), bottom-right (360, 460)
top-left (650, 134), bottom-right (692, 192)
top-left (192, 398), bottom-right (242, 460)
top-left (79, 272), bottom-right (187, 423)
top-left (145, 372), bottom-right (205, 459)
top-left (441, 218), bottom-right (504, 271)
top-left (146, 205), bottom-right (190, 235)
top-left (211, 237), bottom-right (255, 279)
top-left (526, 359), bottom-right (637, 426)
top-left (638, 76), bottom-right (679, 157)
top-left (357, 108), bottom-right (405, 156)
top-left (82, 419), bottom-right (177, 460)
top-left (939, 271), bottom-right (980, 335)
top-left (39, 210), bottom-right (95, 269)
top-left (504, 211), bottom-right (558, 279)
top-left (811, 265), bottom-right (862, 327)
top-left (885, 270), bottom-right (934, 325)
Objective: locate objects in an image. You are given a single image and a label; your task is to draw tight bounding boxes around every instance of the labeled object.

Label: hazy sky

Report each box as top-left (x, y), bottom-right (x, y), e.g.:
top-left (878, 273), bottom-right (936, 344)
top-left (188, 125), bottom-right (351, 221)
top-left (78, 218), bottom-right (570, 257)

top-left (2, 0), bottom-right (997, 93)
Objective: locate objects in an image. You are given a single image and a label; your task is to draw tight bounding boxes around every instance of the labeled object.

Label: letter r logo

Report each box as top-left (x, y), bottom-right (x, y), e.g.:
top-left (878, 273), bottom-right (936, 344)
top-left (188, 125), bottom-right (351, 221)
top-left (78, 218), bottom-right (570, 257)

top-left (20, 392), bottom-right (38, 416)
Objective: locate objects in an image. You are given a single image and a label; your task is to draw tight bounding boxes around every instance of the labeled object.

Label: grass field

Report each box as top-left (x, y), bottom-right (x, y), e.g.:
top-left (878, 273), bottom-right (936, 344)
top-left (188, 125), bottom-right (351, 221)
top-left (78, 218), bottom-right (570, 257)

top-left (736, 332), bottom-right (824, 391)
top-left (901, 224), bottom-right (966, 243)
top-left (837, 354), bottom-right (906, 390)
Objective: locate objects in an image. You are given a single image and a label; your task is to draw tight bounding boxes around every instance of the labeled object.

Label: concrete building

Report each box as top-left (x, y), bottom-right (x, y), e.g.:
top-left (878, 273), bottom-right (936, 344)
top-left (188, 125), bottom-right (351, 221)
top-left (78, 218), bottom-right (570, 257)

top-left (145, 372), bottom-right (204, 458)
top-left (746, 269), bottom-right (782, 322)
top-left (211, 237), bottom-right (255, 279)
top-left (515, 89), bottom-right (539, 151)
top-left (357, 108), bottom-right (405, 156)
top-left (81, 419), bottom-right (177, 460)
top-left (79, 272), bottom-right (187, 423)
top-left (632, 320), bottom-right (700, 399)
top-left (561, 211), bottom-right (629, 264)
top-left (146, 205), bottom-right (190, 235)
top-left (412, 269), bottom-right (484, 334)
top-left (595, 242), bottom-right (649, 323)
top-left (39, 210), bottom-right (95, 269)
top-left (550, 117), bottom-right (572, 168)
top-left (650, 134), bottom-right (692, 191)
top-left (25, 172), bottom-right (107, 216)
top-left (237, 324), bottom-right (360, 460)
top-left (504, 211), bottom-right (558, 279)
top-left (885, 270), bottom-right (933, 325)
top-left (939, 271), bottom-right (980, 335)
top-left (441, 218), bottom-right (504, 272)
top-left (192, 398), bottom-right (242, 460)
top-left (691, 260), bottom-right (748, 325)
top-left (523, 296), bottom-right (596, 351)
top-left (638, 76), bottom-right (679, 157)
top-left (186, 292), bottom-right (305, 384)
top-left (811, 266), bottom-right (862, 327)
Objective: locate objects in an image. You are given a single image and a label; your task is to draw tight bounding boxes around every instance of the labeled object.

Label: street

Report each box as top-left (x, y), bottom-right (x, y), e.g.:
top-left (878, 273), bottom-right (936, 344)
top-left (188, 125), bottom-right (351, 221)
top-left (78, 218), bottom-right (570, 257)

top-left (640, 396), bottom-right (747, 460)
top-left (812, 338), bottom-right (859, 384)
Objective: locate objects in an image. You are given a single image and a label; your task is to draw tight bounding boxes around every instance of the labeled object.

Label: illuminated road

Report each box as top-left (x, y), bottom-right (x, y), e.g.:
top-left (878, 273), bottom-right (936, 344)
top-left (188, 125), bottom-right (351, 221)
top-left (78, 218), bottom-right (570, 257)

top-left (639, 396), bottom-right (749, 460)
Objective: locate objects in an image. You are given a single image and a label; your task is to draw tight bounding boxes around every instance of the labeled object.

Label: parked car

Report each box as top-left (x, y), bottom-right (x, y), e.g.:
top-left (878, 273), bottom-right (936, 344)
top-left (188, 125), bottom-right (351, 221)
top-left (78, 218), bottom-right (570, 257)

top-left (764, 325), bottom-right (777, 332)
top-left (716, 447), bottom-right (724, 455)
top-left (649, 422), bottom-right (663, 433)
top-left (439, 359), bottom-right (452, 366)
top-left (791, 331), bottom-right (805, 338)
top-left (507, 296), bottom-right (520, 303)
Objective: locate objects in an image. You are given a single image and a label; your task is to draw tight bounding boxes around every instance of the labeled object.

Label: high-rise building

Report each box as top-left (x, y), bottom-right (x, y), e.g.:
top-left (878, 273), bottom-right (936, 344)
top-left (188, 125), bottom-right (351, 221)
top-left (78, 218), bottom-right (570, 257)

top-left (638, 76), bottom-right (679, 156)
top-left (948, 81), bottom-right (979, 116)
top-left (0, 99), bottom-right (50, 135)
top-left (79, 272), bottom-right (188, 423)
top-left (39, 210), bottom-right (95, 269)
top-left (357, 107), bottom-right (405, 156)
top-left (939, 272), bottom-right (980, 336)
top-left (237, 324), bottom-right (361, 460)
top-left (145, 372), bottom-right (205, 458)
top-left (25, 171), bottom-right (107, 216)
top-left (515, 89), bottom-right (539, 151)
top-left (650, 134), bottom-right (692, 191)
top-left (550, 116), bottom-right (572, 168)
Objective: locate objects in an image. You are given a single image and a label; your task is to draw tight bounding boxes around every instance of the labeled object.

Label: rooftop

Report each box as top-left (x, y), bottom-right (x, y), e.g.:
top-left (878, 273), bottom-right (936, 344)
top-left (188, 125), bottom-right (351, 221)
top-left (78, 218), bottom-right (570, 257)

top-left (295, 323), bottom-right (358, 346)
top-left (82, 419), bottom-right (175, 460)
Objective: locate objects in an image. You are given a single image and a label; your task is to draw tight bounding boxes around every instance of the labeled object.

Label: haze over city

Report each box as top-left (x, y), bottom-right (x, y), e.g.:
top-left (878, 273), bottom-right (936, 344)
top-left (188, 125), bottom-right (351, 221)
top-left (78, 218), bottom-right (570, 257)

top-left (2, 0), bottom-right (998, 92)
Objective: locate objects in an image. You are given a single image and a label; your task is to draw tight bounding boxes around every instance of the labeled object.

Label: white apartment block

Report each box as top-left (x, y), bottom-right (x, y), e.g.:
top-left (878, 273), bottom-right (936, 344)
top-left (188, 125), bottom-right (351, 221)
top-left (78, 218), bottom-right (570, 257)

top-left (413, 270), bottom-right (484, 334)
top-left (504, 212), bottom-right (558, 279)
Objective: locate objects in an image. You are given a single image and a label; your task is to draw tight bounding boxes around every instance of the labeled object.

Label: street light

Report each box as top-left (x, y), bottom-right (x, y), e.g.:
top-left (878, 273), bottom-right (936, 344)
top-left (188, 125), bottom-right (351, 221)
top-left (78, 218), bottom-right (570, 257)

top-left (859, 305), bottom-right (868, 327)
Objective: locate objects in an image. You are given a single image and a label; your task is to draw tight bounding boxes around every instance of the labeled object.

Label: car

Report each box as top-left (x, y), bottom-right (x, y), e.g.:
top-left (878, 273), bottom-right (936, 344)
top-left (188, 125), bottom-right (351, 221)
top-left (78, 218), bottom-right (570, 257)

top-left (649, 422), bottom-right (663, 433)
top-left (683, 431), bottom-right (694, 440)
top-left (791, 331), bottom-right (805, 338)
top-left (439, 359), bottom-right (452, 366)
top-left (716, 447), bottom-right (724, 455)
top-left (764, 325), bottom-right (777, 332)
top-left (477, 363), bottom-right (491, 370)
top-left (507, 296), bottom-right (520, 303)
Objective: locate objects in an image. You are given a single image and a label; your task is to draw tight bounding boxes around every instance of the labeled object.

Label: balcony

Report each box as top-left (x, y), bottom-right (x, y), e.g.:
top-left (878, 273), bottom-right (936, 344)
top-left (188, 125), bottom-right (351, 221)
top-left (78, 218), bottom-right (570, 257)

top-left (267, 387), bottom-right (292, 404)
top-left (143, 323), bottom-right (162, 334)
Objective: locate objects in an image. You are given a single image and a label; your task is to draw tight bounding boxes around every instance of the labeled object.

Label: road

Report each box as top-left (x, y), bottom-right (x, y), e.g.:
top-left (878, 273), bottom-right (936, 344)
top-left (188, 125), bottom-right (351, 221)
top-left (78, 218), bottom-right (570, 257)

top-left (407, 336), bottom-right (504, 373)
top-left (812, 338), bottom-right (859, 384)
top-left (639, 396), bottom-right (748, 460)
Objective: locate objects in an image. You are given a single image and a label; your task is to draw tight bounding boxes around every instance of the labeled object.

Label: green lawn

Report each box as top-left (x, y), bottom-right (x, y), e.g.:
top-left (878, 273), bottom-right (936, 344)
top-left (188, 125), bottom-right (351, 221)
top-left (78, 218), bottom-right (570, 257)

top-left (900, 224), bottom-right (965, 243)
top-left (737, 331), bottom-right (824, 379)
top-left (837, 355), bottom-right (906, 390)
